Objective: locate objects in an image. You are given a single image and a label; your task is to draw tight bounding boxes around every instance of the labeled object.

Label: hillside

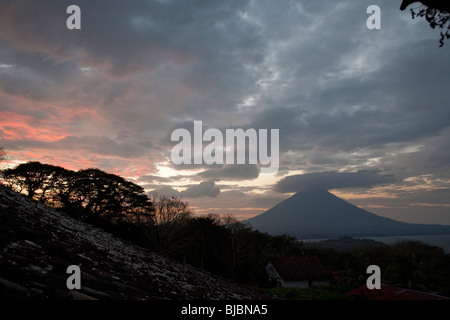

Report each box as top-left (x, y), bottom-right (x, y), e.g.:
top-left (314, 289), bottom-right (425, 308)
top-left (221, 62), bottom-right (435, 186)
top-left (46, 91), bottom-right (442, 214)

top-left (244, 190), bottom-right (450, 239)
top-left (0, 185), bottom-right (274, 300)
top-left (302, 237), bottom-right (387, 253)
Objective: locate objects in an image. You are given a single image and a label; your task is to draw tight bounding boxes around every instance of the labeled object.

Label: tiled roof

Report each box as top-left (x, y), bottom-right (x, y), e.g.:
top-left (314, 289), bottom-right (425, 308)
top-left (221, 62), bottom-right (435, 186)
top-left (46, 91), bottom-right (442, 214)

top-left (0, 185), bottom-right (276, 300)
top-left (269, 256), bottom-right (330, 281)
top-left (346, 284), bottom-right (450, 300)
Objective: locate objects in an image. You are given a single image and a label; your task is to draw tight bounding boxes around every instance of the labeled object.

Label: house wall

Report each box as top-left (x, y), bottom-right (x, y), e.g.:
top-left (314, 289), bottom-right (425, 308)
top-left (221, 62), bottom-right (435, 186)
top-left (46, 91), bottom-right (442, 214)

top-left (265, 261), bottom-right (283, 285)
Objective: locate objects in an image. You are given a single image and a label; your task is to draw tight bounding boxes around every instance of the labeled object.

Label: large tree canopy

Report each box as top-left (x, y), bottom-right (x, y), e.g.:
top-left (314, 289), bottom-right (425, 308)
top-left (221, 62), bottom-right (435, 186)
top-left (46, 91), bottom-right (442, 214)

top-left (2, 162), bottom-right (154, 224)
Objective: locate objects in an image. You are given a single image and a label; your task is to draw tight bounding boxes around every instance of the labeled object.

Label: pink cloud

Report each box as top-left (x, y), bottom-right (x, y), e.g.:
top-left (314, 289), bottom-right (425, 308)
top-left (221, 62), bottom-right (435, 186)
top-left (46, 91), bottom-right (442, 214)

top-left (0, 111), bottom-right (68, 142)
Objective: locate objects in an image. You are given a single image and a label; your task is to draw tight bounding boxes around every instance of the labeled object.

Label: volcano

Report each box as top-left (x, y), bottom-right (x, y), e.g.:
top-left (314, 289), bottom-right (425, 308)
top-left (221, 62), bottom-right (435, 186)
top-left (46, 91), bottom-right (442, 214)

top-left (244, 190), bottom-right (450, 239)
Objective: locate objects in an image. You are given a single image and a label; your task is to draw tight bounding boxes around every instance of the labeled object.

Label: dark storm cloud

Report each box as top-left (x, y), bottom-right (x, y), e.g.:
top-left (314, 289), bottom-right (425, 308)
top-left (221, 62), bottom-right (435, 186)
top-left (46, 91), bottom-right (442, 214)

top-left (384, 128), bottom-right (450, 178)
top-left (0, 0), bottom-right (271, 173)
top-left (0, 0), bottom-right (268, 126)
top-left (251, 44), bottom-right (450, 156)
top-left (241, 1), bottom-right (450, 178)
top-left (0, 0), bottom-right (263, 79)
top-left (274, 170), bottom-right (396, 193)
top-left (1, 0), bottom-right (450, 222)
top-left (8, 136), bottom-right (149, 159)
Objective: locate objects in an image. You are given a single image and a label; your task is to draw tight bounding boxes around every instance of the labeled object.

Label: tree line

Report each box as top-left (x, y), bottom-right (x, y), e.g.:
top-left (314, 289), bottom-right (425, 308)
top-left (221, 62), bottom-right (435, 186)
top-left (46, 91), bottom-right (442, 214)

top-left (0, 160), bottom-right (303, 285)
top-left (311, 239), bottom-right (450, 298)
top-left (2, 159), bottom-right (449, 294)
top-left (2, 161), bottom-right (153, 224)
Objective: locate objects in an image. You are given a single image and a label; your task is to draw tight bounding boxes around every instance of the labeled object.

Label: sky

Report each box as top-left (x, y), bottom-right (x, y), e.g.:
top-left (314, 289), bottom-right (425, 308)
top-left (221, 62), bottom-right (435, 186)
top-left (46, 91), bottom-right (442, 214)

top-left (0, 0), bottom-right (449, 224)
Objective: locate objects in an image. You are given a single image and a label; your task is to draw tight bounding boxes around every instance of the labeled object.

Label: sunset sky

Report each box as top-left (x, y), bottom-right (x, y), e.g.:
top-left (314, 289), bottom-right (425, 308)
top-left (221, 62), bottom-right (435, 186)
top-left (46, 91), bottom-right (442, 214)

top-left (1, 0), bottom-right (449, 224)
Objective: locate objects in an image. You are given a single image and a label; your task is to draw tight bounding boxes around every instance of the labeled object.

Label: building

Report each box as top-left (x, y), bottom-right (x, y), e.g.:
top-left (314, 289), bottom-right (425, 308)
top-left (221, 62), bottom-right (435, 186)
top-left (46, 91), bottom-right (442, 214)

top-left (266, 256), bottom-right (331, 288)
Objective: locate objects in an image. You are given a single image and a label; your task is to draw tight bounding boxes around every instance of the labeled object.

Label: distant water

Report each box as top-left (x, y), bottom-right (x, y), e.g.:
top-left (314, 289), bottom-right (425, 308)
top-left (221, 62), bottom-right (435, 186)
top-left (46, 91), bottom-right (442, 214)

top-left (301, 235), bottom-right (450, 254)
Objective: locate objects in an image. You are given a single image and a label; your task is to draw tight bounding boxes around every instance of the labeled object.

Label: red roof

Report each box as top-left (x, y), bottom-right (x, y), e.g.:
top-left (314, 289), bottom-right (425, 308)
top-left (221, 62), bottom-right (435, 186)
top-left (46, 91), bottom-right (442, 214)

top-left (346, 284), bottom-right (449, 300)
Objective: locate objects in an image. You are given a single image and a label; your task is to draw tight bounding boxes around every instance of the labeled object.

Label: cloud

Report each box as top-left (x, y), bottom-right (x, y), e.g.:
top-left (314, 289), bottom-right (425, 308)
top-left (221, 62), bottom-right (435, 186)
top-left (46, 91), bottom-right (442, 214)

top-left (198, 164), bottom-right (259, 181)
top-left (7, 135), bottom-right (148, 159)
top-left (1, 0), bottom-right (450, 223)
top-left (274, 170), bottom-right (396, 193)
top-left (0, 0), bottom-right (268, 141)
top-left (385, 128), bottom-right (450, 178)
top-left (149, 186), bottom-right (181, 198)
top-left (148, 180), bottom-right (220, 199)
top-left (181, 180), bottom-right (220, 198)
top-left (138, 174), bottom-right (176, 184)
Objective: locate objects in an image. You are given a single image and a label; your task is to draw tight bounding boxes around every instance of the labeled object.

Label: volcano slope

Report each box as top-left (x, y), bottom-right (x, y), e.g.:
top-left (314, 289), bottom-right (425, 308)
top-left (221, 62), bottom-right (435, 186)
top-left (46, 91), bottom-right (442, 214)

top-left (245, 190), bottom-right (450, 239)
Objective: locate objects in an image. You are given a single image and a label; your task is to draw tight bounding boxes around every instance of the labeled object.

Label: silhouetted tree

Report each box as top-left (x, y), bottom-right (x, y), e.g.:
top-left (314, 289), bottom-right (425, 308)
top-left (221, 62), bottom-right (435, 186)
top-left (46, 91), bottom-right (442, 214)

top-left (149, 193), bottom-right (192, 225)
top-left (2, 162), bottom-right (153, 224)
top-left (70, 168), bottom-right (153, 224)
top-left (401, 0), bottom-right (450, 46)
top-left (181, 215), bottom-right (230, 273)
top-left (144, 193), bottom-right (194, 257)
top-left (221, 215), bottom-right (254, 281)
top-left (50, 167), bottom-right (78, 210)
top-left (384, 240), bottom-right (445, 291)
top-left (2, 162), bottom-right (63, 200)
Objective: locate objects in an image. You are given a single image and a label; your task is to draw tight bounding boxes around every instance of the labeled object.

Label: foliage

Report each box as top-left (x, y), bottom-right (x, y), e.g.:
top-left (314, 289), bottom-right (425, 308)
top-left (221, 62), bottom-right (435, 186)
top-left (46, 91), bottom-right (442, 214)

top-left (409, 4), bottom-right (450, 46)
top-left (2, 161), bottom-right (154, 225)
top-left (143, 209), bottom-right (304, 284)
top-left (144, 193), bottom-right (194, 257)
top-left (1, 161), bottom-right (304, 285)
top-left (317, 240), bottom-right (450, 297)
top-left (3, 161), bottom-right (450, 297)
top-left (265, 239), bottom-right (450, 299)
top-left (382, 240), bottom-right (446, 291)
